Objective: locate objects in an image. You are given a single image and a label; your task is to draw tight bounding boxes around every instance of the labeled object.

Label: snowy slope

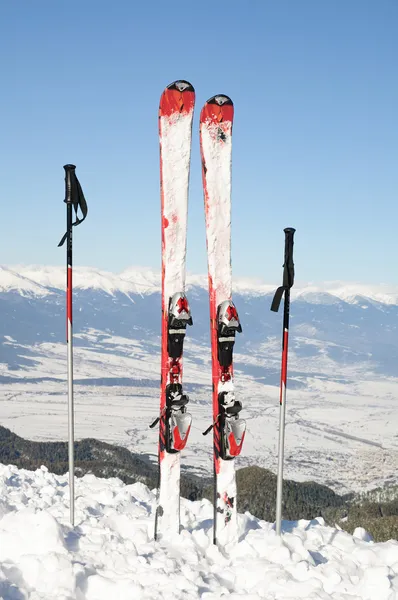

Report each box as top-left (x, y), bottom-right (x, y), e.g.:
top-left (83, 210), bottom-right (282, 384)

top-left (1, 463), bottom-right (398, 600)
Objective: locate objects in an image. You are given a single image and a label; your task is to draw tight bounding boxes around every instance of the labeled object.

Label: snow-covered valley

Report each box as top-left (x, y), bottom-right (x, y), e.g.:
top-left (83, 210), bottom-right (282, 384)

top-left (1, 265), bottom-right (398, 495)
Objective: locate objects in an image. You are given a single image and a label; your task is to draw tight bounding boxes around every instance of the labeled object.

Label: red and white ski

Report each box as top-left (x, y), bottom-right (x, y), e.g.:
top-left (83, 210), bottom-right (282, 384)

top-left (151, 80), bottom-right (195, 540)
top-left (200, 95), bottom-right (246, 547)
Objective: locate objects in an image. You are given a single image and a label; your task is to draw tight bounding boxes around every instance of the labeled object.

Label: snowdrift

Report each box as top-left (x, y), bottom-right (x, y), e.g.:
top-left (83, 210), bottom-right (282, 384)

top-left (0, 464), bottom-right (398, 599)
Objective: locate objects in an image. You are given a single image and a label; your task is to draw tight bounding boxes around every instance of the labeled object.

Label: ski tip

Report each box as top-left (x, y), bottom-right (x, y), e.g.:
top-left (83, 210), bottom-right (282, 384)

top-left (159, 81), bottom-right (195, 117)
top-left (205, 94), bottom-right (233, 107)
top-left (166, 80), bottom-right (195, 94)
top-left (200, 94), bottom-right (234, 127)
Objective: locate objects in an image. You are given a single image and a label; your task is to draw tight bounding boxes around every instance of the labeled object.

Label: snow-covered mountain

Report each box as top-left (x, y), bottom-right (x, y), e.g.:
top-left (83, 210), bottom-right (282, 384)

top-left (1, 264), bottom-right (398, 378)
top-left (3, 264), bottom-right (398, 304)
top-left (1, 264), bottom-right (398, 495)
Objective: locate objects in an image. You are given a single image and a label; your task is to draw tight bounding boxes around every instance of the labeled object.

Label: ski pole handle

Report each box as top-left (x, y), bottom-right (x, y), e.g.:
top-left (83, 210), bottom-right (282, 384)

top-left (284, 227), bottom-right (295, 237)
top-left (284, 228), bottom-right (295, 259)
top-left (270, 227), bottom-right (296, 312)
top-left (63, 164), bottom-right (77, 204)
top-left (283, 227), bottom-right (296, 289)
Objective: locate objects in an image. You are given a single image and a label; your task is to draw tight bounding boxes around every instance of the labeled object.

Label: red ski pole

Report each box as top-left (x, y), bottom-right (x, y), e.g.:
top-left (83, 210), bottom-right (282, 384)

top-left (271, 227), bottom-right (296, 536)
top-left (58, 165), bottom-right (88, 526)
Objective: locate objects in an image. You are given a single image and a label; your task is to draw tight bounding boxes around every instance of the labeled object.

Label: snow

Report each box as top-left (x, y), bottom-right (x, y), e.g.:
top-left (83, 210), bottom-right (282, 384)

top-left (1, 463), bottom-right (398, 600)
top-left (3, 265), bottom-right (398, 307)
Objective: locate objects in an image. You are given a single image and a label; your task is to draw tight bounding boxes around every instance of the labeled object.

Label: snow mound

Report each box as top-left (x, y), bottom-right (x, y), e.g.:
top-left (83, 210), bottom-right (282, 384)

top-left (1, 464), bottom-right (398, 599)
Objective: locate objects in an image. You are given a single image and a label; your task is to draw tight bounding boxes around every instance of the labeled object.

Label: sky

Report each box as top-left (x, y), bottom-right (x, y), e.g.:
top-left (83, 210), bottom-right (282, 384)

top-left (0, 0), bottom-right (396, 284)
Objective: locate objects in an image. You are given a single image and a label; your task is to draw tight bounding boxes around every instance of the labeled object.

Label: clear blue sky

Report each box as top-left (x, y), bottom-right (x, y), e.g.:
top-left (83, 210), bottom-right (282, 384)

top-left (0, 0), bottom-right (396, 283)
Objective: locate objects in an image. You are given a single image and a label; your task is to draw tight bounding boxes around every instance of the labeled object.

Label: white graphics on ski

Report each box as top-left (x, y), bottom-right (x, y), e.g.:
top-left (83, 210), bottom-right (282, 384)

top-left (154, 81), bottom-right (195, 540)
top-left (200, 95), bottom-right (245, 548)
top-left (200, 119), bottom-right (232, 303)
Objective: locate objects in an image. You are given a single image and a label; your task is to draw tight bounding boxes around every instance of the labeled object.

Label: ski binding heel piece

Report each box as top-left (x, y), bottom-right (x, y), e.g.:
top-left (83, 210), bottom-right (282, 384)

top-left (165, 383), bottom-right (192, 452)
top-left (167, 411), bottom-right (192, 452)
top-left (217, 300), bottom-right (242, 368)
top-left (218, 391), bottom-right (246, 459)
top-left (168, 292), bottom-right (193, 359)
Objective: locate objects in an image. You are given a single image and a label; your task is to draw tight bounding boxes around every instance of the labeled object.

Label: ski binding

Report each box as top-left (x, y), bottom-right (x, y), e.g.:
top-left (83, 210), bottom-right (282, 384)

top-left (218, 391), bottom-right (246, 459)
top-left (168, 292), bottom-right (193, 358)
top-left (217, 300), bottom-right (242, 367)
top-left (165, 383), bottom-right (192, 452)
top-left (150, 293), bottom-right (193, 451)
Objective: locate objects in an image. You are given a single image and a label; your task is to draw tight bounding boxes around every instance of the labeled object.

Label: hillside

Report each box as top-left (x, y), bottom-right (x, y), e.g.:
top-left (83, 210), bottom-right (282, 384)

top-left (1, 425), bottom-right (397, 542)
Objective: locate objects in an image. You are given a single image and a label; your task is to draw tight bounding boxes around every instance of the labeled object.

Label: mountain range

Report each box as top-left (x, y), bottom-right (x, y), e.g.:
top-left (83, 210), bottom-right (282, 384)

top-left (2, 264), bottom-right (398, 378)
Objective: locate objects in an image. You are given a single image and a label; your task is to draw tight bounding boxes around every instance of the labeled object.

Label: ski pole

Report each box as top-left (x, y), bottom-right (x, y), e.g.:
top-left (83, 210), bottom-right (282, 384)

top-left (58, 165), bottom-right (88, 526)
top-left (271, 227), bottom-right (295, 536)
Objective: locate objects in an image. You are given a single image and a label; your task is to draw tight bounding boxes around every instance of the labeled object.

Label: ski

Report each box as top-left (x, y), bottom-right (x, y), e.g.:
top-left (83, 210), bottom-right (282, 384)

top-left (200, 95), bottom-right (246, 547)
top-left (151, 80), bottom-right (195, 540)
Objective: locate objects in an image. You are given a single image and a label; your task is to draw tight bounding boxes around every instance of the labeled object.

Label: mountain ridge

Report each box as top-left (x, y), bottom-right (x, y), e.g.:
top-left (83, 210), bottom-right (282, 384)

top-left (2, 264), bottom-right (398, 305)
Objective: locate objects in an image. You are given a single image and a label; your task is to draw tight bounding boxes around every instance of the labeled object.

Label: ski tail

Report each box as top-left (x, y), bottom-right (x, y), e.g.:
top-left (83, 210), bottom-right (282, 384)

top-left (200, 94), bottom-right (245, 548)
top-left (154, 80), bottom-right (195, 541)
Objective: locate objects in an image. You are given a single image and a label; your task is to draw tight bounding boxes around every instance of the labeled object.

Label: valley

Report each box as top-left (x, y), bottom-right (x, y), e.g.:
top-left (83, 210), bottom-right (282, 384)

top-left (1, 265), bottom-right (398, 495)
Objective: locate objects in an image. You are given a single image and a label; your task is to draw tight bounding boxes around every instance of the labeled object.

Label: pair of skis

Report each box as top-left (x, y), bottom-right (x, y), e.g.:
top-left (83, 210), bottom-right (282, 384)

top-left (151, 80), bottom-right (245, 547)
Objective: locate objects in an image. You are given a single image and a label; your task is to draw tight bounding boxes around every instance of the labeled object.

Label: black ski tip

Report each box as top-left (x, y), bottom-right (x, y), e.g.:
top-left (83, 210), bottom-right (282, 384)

top-left (206, 94), bottom-right (233, 107)
top-left (167, 80), bottom-right (195, 93)
top-left (284, 227), bottom-right (296, 234)
top-left (63, 164), bottom-right (76, 171)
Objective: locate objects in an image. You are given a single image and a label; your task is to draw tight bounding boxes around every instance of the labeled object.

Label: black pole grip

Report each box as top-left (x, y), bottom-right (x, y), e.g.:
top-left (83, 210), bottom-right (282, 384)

top-left (58, 164), bottom-right (88, 247)
top-left (270, 227), bottom-right (296, 312)
top-left (64, 164), bottom-right (76, 204)
top-left (283, 227), bottom-right (295, 289)
top-left (284, 227), bottom-right (296, 236)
